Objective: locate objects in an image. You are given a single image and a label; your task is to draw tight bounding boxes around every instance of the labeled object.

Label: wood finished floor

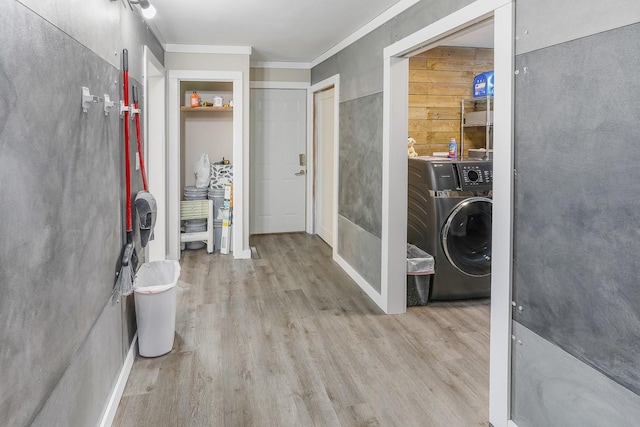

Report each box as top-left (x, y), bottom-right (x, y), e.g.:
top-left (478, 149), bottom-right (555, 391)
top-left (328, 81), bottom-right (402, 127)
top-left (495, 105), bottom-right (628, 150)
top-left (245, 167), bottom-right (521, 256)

top-left (113, 233), bottom-right (490, 427)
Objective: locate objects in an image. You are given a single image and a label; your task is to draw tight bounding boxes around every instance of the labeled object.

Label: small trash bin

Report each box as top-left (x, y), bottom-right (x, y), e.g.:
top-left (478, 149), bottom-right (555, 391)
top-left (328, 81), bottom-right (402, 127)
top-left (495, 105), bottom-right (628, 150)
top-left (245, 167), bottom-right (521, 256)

top-left (133, 260), bottom-right (181, 357)
top-left (406, 244), bottom-right (434, 306)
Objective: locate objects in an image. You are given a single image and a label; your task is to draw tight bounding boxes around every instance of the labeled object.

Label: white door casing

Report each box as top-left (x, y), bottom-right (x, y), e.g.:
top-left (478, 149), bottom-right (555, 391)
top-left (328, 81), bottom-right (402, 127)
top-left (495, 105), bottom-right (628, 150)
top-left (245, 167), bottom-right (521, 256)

top-left (143, 46), bottom-right (166, 262)
top-left (382, 1), bottom-right (514, 426)
top-left (307, 75), bottom-right (340, 255)
top-left (250, 89), bottom-right (307, 234)
top-left (315, 88), bottom-right (335, 246)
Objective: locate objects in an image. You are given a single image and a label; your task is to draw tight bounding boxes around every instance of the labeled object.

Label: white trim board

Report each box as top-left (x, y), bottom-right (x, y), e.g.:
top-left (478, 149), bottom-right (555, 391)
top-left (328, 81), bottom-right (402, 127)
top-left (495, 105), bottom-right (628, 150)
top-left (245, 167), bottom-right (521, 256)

top-left (250, 81), bottom-right (309, 90)
top-left (334, 254), bottom-right (386, 309)
top-left (310, 0), bottom-right (421, 68)
top-left (143, 45), bottom-right (167, 262)
top-left (307, 75), bottom-right (340, 258)
top-left (489, 3), bottom-right (515, 427)
top-left (382, 1), bottom-right (514, 426)
top-left (99, 333), bottom-right (137, 427)
top-left (251, 61), bottom-right (311, 69)
top-left (165, 44), bottom-right (252, 55)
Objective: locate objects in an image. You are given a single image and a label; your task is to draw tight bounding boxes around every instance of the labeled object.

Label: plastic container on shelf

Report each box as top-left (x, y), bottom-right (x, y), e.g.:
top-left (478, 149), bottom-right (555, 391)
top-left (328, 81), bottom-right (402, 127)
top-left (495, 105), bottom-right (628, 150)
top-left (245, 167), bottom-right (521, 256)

top-left (448, 138), bottom-right (458, 159)
top-left (473, 71), bottom-right (494, 98)
top-left (190, 90), bottom-right (200, 107)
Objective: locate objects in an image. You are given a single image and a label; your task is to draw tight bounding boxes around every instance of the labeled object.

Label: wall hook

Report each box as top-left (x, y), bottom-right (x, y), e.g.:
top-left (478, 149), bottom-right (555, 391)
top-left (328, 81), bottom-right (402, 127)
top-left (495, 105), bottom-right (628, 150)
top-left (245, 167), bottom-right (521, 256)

top-left (119, 99), bottom-right (130, 117)
top-left (103, 94), bottom-right (115, 116)
top-left (82, 87), bottom-right (101, 113)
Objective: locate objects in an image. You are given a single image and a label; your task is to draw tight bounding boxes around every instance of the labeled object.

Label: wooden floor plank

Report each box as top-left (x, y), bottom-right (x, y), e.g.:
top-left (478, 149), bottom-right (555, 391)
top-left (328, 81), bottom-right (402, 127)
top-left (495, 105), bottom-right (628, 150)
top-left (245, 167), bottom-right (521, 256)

top-left (113, 233), bottom-right (490, 426)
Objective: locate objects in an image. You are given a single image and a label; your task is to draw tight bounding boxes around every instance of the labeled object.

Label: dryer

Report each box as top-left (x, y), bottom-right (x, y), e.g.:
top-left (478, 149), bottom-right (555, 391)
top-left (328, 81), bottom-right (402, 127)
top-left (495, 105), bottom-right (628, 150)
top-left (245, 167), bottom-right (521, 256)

top-left (407, 158), bottom-right (493, 301)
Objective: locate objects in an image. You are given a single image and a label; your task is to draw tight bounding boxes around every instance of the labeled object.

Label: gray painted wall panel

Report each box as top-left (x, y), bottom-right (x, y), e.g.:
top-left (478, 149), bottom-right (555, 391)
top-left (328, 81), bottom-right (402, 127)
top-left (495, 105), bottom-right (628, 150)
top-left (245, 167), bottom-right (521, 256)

top-left (516, 0), bottom-right (640, 55)
top-left (339, 93), bottom-right (384, 238)
top-left (0, 4), bottom-right (121, 425)
top-left (18, 0), bottom-right (121, 68)
top-left (386, 0), bottom-right (475, 45)
top-left (311, 0), bottom-right (475, 293)
top-left (1, 2), bottom-right (161, 425)
top-left (512, 322), bottom-right (640, 426)
top-left (333, 27), bottom-right (393, 103)
top-left (337, 215), bottom-right (382, 292)
top-left (513, 24), bottom-right (640, 396)
top-left (311, 0), bottom-right (475, 95)
top-left (311, 55), bottom-right (339, 87)
top-left (16, 0), bottom-right (164, 77)
top-left (31, 299), bottom-right (123, 427)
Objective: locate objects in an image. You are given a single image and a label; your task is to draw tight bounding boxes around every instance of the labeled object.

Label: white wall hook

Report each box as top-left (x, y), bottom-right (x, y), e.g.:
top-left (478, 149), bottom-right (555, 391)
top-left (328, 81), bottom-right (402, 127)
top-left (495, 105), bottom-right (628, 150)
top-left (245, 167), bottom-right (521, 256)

top-left (119, 99), bottom-right (130, 117)
top-left (82, 87), bottom-right (101, 113)
top-left (103, 94), bottom-right (115, 116)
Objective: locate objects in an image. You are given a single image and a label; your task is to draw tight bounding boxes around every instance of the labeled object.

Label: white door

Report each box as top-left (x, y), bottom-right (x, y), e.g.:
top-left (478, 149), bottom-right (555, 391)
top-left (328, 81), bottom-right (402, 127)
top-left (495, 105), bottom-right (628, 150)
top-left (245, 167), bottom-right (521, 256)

top-left (315, 88), bottom-right (335, 246)
top-left (250, 89), bottom-right (307, 234)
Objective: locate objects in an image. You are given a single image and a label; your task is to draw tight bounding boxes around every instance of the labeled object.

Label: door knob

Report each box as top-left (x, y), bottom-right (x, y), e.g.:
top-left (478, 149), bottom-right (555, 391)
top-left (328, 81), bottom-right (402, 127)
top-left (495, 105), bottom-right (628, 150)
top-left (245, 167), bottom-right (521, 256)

top-left (295, 169), bottom-right (306, 176)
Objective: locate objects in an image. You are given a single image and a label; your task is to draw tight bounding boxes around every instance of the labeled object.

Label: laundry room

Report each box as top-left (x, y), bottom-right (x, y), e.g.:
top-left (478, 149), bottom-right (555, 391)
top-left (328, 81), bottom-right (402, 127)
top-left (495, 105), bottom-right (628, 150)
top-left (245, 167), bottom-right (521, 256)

top-left (405, 20), bottom-right (495, 308)
top-left (401, 23), bottom-right (497, 414)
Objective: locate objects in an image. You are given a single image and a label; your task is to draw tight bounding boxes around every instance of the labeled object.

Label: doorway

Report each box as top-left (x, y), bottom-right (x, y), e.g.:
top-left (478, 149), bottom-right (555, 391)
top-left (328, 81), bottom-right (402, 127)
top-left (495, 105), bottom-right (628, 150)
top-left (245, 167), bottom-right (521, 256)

top-left (249, 88), bottom-right (307, 234)
top-left (309, 75), bottom-right (340, 255)
top-left (167, 70), bottom-right (250, 260)
top-left (382, 1), bottom-right (514, 426)
top-left (314, 87), bottom-right (335, 246)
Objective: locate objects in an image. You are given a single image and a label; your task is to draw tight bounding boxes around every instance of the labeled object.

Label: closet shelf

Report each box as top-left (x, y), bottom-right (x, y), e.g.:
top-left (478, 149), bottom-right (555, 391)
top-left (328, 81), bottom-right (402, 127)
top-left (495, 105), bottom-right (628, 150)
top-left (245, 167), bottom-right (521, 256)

top-left (180, 106), bottom-right (233, 112)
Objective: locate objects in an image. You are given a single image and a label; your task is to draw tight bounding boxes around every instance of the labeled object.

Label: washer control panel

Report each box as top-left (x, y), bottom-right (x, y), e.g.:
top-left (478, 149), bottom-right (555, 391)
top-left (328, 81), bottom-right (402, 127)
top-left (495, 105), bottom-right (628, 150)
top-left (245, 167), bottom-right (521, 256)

top-left (455, 161), bottom-right (493, 191)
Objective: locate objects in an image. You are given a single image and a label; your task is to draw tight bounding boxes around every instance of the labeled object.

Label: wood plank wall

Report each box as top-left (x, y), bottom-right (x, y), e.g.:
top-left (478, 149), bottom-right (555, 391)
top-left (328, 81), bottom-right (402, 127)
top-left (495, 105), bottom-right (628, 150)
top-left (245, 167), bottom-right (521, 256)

top-left (408, 46), bottom-right (494, 157)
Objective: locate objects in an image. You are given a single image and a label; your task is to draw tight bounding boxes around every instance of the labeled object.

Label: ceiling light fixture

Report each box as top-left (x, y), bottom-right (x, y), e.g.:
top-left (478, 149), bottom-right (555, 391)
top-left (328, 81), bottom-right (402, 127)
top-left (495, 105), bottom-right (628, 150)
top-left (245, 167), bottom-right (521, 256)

top-left (129, 0), bottom-right (157, 19)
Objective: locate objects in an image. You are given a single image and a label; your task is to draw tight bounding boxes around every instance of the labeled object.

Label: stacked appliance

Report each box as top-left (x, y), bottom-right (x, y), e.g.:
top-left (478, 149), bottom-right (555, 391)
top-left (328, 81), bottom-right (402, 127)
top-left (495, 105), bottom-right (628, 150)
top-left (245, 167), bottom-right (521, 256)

top-left (407, 158), bottom-right (493, 301)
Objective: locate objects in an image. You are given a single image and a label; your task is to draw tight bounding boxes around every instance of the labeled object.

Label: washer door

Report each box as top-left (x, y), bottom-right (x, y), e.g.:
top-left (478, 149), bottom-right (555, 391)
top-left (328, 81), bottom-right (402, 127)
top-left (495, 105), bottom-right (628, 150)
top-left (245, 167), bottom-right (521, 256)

top-left (441, 197), bottom-right (492, 277)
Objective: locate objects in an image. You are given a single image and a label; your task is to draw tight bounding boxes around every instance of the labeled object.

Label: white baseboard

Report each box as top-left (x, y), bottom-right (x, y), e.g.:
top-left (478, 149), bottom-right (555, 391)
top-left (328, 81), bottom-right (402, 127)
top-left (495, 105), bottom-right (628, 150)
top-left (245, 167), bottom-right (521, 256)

top-left (508, 420), bottom-right (519, 427)
top-left (99, 333), bottom-right (138, 427)
top-left (334, 253), bottom-right (386, 311)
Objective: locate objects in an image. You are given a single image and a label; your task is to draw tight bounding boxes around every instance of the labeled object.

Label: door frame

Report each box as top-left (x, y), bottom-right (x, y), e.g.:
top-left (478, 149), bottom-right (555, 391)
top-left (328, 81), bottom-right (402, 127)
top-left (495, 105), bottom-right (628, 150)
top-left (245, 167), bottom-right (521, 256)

top-left (382, 0), bottom-right (514, 425)
top-left (168, 70), bottom-right (250, 260)
top-left (143, 46), bottom-right (166, 262)
top-left (308, 75), bottom-right (340, 254)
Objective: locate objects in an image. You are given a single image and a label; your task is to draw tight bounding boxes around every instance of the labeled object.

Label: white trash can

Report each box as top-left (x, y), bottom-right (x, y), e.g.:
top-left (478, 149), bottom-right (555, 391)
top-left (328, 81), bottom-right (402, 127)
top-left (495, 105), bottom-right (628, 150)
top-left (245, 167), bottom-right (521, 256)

top-left (133, 260), bottom-right (181, 357)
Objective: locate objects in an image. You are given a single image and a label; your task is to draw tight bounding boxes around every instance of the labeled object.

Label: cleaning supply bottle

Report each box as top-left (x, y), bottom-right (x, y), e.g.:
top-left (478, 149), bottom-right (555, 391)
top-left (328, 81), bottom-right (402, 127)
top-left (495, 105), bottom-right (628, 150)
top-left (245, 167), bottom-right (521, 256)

top-left (448, 137), bottom-right (458, 159)
top-left (190, 90), bottom-right (200, 108)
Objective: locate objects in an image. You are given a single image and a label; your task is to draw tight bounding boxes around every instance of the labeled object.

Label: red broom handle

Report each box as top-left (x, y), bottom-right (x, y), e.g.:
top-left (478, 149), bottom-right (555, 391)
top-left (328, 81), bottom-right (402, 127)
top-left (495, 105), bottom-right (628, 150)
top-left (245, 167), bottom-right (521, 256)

top-left (132, 86), bottom-right (148, 191)
top-left (123, 49), bottom-right (132, 233)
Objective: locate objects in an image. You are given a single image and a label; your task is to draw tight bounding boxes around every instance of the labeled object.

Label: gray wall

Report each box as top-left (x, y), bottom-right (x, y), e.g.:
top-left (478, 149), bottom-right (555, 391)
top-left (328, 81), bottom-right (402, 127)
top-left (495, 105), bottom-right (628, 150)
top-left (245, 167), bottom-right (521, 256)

top-left (311, 0), bottom-right (475, 291)
top-left (512, 0), bottom-right (640, 424)
top-left (312, 0), bottom-right (640, 423)
top-left (0, 1), bottom-right (163, 426)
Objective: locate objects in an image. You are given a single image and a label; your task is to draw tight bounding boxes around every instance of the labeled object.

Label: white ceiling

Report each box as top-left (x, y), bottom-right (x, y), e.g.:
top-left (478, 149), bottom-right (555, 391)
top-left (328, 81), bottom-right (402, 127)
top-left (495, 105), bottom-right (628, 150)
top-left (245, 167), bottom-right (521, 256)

top-left (145, 0), bottom-right (412, 64)
top-left (142, 0), bottom-right (494, 65)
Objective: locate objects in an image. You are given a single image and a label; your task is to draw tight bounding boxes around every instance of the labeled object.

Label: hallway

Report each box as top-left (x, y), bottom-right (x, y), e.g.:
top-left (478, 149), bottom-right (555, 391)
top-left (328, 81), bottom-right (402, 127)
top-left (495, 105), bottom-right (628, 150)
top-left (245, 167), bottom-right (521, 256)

top-left (114, 233), bottom-right (490, 426)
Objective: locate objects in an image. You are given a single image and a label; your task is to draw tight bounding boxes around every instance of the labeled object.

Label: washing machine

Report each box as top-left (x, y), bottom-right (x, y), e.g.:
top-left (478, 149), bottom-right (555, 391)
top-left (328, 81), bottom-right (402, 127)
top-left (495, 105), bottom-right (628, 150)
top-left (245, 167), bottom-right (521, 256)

top-left (407, 157), bottom-right (493, 301)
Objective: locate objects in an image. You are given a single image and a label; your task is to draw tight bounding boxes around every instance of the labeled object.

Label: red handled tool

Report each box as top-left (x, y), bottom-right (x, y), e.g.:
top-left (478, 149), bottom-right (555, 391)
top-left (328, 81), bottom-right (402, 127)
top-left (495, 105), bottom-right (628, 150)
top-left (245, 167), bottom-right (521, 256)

top-left (116, 48), bottom-right (137, 296)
